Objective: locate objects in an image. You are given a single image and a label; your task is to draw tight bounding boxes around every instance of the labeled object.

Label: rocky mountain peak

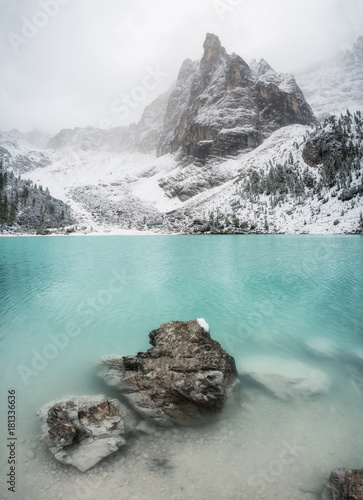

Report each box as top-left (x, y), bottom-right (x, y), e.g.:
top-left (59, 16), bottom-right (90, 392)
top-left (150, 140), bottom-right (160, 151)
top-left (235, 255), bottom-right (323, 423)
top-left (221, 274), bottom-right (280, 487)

top-left (250, 58), bottom-right (274, 78)
top-left (157, 33), bottom-right (316, 162)
top-left (201, 33), bottom-right (227, 71)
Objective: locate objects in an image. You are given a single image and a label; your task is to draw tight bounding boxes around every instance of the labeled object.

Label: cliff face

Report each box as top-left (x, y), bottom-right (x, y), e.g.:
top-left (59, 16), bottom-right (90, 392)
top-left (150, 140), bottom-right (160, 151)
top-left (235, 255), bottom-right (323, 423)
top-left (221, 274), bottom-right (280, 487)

top-left (157, 34), bottom-right (316, 162)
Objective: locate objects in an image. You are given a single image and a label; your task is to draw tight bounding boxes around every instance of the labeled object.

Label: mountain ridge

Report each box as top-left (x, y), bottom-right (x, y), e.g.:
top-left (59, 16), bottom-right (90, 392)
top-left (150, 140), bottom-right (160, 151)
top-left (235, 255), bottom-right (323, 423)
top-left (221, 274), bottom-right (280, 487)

top-left (0, 33), bottom-right (362, 235)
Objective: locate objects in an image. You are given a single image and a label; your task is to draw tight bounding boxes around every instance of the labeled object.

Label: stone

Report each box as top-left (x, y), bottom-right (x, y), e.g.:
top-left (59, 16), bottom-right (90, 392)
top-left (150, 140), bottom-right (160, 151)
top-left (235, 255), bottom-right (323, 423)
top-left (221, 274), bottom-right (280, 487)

top-left (324, 468), bottom-right (363, 499)
top-left (38, 395), bottom-right (139, 472)
top-left (239, 356), bottom-right (331, 400)
top-left (98, 319), bottom-right (239, 426)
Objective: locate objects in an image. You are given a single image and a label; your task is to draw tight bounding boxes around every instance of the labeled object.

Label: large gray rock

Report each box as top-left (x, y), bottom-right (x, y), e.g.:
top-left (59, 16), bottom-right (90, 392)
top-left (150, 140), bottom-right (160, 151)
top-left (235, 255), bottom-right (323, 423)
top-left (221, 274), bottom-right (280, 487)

top-left (322, 468), bottom-right (363, 499)
top-left (98, 319), bottom-right (239, 426)
top-left (38, 395), bottom-right (139, 472)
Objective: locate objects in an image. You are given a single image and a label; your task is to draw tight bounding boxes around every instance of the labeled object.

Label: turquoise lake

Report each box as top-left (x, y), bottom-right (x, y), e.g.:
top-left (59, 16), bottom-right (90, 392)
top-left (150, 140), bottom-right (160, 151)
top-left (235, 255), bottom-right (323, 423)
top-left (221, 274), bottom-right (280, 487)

top-left (0, 235), bottom-right (362, 500)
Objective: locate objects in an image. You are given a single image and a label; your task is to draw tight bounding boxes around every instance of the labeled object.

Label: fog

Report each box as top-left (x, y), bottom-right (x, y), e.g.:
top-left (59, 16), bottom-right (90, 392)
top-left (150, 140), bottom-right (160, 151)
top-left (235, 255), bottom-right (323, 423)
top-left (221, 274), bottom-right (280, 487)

top-left (0, 0), bottom-right (362, 134)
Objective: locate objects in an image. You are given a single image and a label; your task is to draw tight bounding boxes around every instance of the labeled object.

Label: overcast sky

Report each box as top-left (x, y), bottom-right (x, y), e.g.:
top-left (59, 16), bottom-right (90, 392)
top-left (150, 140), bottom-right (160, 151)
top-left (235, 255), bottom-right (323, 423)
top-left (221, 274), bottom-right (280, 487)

top-left (0, 0), bottom-right (362, 134)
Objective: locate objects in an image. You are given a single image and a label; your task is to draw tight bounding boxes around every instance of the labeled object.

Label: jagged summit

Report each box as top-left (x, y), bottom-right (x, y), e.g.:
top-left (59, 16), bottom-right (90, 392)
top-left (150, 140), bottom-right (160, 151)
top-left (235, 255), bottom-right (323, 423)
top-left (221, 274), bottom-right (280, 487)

top-left (157, 33), bottom-right (316, 161)
top-left (201, 33), bottom-right (227, 70)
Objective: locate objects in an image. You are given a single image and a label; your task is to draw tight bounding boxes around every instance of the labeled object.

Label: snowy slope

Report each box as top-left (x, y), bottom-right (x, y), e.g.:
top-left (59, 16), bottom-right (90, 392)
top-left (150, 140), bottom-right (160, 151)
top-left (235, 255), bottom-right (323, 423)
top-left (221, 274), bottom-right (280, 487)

top-left (297, 37), bottom-right (363, 121)
top-left (2, 119), bottom-right (362, 235)
top-left (182, 124), bottom-right (363, 235)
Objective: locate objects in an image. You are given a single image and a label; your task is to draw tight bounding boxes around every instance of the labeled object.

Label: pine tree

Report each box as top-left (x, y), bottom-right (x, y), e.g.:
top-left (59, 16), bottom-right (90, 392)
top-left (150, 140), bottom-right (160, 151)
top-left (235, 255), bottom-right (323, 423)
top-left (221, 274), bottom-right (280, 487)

top-left (8, 201), bottom-right (16, 226)
top-left (0, 193), bottom-right (8, 223)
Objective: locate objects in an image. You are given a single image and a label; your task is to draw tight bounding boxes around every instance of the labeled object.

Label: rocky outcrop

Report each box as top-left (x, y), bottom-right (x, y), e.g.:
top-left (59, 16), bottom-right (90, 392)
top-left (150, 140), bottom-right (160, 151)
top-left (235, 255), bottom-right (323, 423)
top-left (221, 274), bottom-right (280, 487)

top-left (302, 130), bottom-right (343, 170)
top-left (157, 33), bottom-right (316, 162)
top-left (157, 59), bottom-right (199, 157)
top-left (323, 468), bottom-right (363, 499)
top-left (98, 319), bottom-right (239, 426)
top-left (302, 111), bottom-right (363, 194)
top-left (38, 395), bottom-right (139, 472)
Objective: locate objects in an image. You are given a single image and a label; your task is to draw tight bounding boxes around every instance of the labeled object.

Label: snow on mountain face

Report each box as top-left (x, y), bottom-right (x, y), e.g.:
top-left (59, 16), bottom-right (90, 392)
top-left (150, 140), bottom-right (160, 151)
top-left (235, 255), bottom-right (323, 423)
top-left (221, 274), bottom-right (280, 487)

top-left (157, 59), bottom-right (200, 157)
top-left (176, 117), bottom-right (363, 236)
top-left (126, 88), bottom-right (172, 154)
top-left (1, 33), bottom-right (362, 235)
top-left (297, 37), bottom-right (363, 121)
top-left (5, 129), bottom-right (51, 148)
top-left (157, 33), bottom-right (316, 162)
top-left (0, 132), bottom-right (51, 174)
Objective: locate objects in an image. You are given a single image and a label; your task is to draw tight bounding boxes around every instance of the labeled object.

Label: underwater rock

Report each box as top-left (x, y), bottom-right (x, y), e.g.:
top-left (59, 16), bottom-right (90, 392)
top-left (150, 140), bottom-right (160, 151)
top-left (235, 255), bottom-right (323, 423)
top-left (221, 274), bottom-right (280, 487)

top-left (98, 319), bottom-right (239, 426)
top-left (322, 468), bottom-right (363, 499)
top-left (38, 395), bottom-right (139, 472)
top-left (304, 337), bottom-right (340, 358)
top-left (239, 356), bottom-right (331, 400)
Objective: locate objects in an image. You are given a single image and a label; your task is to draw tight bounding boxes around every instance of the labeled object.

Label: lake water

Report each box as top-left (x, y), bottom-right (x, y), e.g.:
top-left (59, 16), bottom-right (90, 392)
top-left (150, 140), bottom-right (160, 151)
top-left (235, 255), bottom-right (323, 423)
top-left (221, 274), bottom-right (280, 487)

top-left (0, 235), bottom-right (362, 499)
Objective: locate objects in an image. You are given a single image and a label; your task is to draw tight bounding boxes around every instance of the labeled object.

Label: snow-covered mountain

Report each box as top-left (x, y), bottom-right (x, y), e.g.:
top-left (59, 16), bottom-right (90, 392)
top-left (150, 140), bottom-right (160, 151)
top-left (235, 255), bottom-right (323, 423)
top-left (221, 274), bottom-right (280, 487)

top-left (0, 132), bottom-right (52, 174)
top-left (297, 37), bottom-right (363, 121)
top-left (1, 34), bottom-right (362, 235)
top-left (157, 34), bottom-right (316, 161)
top-left (4, 129), bottom-right (51, 148)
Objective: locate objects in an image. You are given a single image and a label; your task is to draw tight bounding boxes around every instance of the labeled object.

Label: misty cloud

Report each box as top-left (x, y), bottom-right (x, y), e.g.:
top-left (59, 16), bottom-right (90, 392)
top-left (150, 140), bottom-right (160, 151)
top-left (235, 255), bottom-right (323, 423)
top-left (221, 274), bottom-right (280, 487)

top-left (0, 0), bottom-right (361, 134)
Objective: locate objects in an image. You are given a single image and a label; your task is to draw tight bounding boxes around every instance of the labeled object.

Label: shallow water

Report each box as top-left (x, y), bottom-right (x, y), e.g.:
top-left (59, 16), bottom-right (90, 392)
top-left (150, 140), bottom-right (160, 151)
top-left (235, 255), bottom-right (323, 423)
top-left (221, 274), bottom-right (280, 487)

top-left (0, 235), bottom-right (362, 499)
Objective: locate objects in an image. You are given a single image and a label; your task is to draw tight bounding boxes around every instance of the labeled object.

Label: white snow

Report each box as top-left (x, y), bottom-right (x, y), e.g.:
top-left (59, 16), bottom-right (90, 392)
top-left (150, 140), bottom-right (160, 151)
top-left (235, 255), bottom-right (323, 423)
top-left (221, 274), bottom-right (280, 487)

top-left (2, 118), bottom-right (362, 236)
top-left (197, 318), bottom-right (210, 333)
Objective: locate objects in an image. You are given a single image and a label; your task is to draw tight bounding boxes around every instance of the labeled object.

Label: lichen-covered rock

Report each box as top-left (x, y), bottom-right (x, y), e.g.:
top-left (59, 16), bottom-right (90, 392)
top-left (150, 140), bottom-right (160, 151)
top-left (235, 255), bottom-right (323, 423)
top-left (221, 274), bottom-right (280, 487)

top-left (325, 468), bottom-right (363, 499)
top-left (98, 319), bottom-right (239, 426)
top-left (38, 395), bottom-right (139, 472)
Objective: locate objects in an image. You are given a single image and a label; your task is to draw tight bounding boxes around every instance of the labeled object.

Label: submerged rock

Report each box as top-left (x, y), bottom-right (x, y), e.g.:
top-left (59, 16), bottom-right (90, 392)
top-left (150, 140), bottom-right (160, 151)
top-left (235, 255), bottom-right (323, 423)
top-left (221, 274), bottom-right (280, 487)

top-left (38, 395), bottom-right (139, 472)
top-left (98, 319), bottom-right (239, 426)
top-left (304, 338), bottom-right (340, 358)
top-left (239, 356), bottom-right (331, 400)
top-left (322, 468), bottom-right (363, 499)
